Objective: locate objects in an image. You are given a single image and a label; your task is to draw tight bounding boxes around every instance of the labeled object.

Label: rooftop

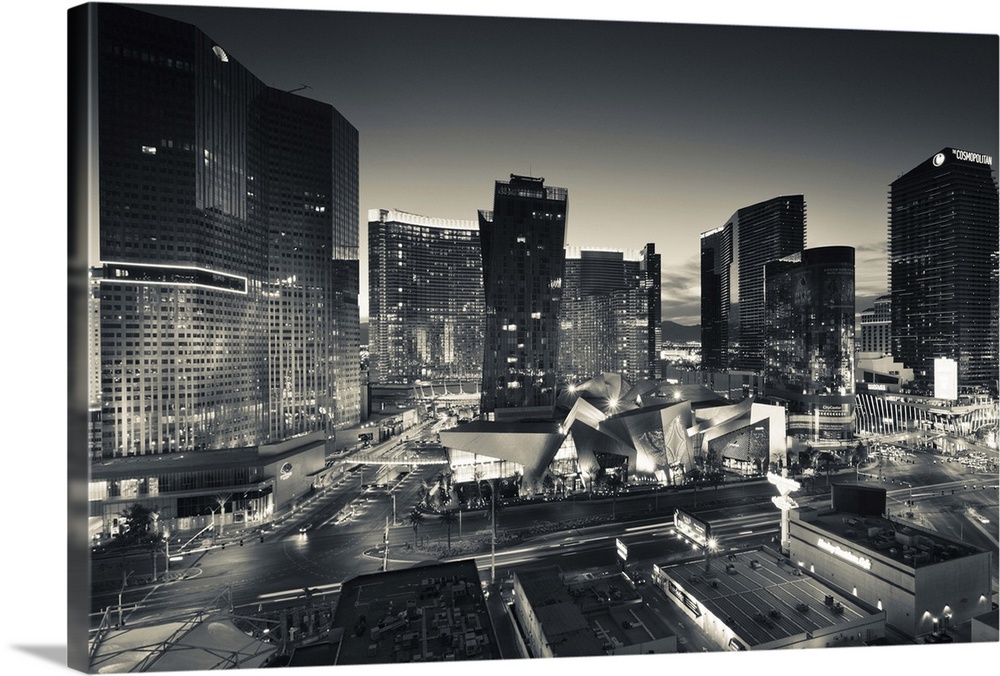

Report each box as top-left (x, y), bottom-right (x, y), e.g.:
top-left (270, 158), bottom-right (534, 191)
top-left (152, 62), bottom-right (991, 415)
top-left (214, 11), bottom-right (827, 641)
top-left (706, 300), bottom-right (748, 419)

top-left (795, 508), bottom-right (984, 568)
top-left (514, 566), bottom-right (673, 657)
top-left (331, 560), bottom-right (497, 664)
top-left (90, 432), bottom-right (326, 479)
top-left (657, 550), bottom-right (881, 648)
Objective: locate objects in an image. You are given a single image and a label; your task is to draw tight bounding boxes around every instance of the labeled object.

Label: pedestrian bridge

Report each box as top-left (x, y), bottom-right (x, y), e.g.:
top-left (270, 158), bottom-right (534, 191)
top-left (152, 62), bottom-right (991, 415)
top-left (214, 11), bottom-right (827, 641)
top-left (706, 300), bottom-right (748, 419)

top-left (342, 454), bottom-right (448, 466)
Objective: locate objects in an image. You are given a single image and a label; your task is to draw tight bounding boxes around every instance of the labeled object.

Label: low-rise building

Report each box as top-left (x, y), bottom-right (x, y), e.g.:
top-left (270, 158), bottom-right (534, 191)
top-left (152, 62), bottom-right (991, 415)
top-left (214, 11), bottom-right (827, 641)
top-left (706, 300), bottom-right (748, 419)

top-left (788, 485), bottom-right (993, 638)
top-left (652, 549), bottom-right (885, 650)
top-left (89, 431), bottom-right (330, 535)
top-left (510, 565), bottom-right (676, 658)
top-left (330, 560), bottom-right (497, 664)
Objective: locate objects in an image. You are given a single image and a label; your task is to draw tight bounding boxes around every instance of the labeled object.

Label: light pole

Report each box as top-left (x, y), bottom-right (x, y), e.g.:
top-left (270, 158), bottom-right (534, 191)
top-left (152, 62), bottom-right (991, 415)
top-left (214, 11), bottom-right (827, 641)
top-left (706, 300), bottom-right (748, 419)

top-left (117, 569), bottom-right (133, 627)
top-left (490, 478), bottom-right (496, 585)
top-left (163, 530), bottom-right (171, 578)
top-left (382, 516), bottom-right (390, 572)
top-left (704, 536), bottom-right (718, 574)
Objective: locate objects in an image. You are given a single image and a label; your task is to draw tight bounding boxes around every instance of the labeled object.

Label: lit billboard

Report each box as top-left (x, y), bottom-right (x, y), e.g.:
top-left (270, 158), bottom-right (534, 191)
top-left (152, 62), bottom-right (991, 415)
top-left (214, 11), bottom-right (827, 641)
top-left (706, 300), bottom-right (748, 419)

top-left (674, 508), bottom-right (711, 548)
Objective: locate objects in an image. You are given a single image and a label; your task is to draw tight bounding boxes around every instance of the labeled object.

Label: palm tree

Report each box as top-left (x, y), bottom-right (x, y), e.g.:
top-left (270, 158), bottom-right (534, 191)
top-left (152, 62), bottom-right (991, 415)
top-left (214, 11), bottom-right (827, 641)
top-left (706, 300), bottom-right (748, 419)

top-left (214, 493), bottom-right (231, 536)
top-left (407, 510), bottom-right (424, 548)
top-left (438, 510), bottom-right (457, 549)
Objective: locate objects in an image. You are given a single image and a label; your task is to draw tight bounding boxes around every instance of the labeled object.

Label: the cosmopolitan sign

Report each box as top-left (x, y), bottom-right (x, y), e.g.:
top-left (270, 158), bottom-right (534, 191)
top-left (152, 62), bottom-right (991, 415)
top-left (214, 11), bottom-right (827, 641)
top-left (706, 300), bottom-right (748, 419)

top-left (934, 149), bottom-right (994, 167)
top-left (818, 537), bottom-right (872, 570)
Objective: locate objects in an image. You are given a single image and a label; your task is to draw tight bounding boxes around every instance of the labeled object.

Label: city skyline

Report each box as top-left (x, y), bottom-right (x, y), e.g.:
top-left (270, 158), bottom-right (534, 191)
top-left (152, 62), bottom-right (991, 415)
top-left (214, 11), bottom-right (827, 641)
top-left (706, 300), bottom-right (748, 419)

top-left (117, 2), bottom-right (998, 327)
top-left (37, 0), bottom-right (997, 673)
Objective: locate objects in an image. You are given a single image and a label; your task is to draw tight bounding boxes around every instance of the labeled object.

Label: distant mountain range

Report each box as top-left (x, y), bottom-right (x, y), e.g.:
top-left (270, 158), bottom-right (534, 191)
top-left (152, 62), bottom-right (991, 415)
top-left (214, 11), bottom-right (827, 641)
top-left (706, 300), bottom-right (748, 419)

top-left (662, 321), bottom-right (700, 343)
top-left (361, 319), bottom-right (699, 345)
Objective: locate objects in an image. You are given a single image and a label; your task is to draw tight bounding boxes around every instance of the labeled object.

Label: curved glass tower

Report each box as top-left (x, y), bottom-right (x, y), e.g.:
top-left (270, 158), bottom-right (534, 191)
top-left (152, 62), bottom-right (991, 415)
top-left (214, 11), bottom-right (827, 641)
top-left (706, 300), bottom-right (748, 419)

top-left (90, 4), bottom-right (359, 458)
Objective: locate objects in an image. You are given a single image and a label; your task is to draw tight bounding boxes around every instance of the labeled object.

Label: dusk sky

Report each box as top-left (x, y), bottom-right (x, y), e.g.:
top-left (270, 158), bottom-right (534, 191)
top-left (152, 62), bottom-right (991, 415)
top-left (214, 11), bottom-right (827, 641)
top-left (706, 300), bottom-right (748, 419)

top-left (124, 2), bottom-right (998, 326)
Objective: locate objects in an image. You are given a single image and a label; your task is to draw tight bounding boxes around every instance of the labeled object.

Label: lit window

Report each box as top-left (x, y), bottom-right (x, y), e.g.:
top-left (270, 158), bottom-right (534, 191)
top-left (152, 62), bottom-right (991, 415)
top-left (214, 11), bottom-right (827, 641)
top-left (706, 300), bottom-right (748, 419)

top-left (531, 312), bottom-right (541, 319)
top-left (141, 145), bottom-right (157, 155)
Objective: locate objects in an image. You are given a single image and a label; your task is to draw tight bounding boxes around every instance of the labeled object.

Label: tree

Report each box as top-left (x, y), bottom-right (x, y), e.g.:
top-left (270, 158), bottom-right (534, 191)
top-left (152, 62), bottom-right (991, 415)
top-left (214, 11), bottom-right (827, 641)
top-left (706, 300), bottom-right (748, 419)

top-left (438, 510), bottom-right (457, 549)
top-left (214, 493), bottom-right (231, 535)
top-left (407, 510), bottom-right (424, 548)
top-left (119, 503), bottom-right (156, 543)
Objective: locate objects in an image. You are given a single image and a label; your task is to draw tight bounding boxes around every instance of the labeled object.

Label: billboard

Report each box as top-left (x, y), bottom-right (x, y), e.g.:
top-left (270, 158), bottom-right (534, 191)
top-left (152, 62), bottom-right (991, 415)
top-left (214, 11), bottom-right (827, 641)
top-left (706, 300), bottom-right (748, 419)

top-left (674, 508), bottom-right (712, 548)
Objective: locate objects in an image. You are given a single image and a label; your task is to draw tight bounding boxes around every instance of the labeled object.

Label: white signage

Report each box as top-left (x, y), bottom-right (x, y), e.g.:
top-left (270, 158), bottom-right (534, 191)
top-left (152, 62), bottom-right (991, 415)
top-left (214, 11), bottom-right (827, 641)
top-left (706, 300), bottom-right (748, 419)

top-left (616, 538), bottom-right (629, 561)
top-left (951, 148), bottom-right (993, 166)
top-left (817, 537), bottom-right (872, 570)
top-left (933, 357), bottom-right (958, 401)
top-left (767, 472), bottom-right (801, 494)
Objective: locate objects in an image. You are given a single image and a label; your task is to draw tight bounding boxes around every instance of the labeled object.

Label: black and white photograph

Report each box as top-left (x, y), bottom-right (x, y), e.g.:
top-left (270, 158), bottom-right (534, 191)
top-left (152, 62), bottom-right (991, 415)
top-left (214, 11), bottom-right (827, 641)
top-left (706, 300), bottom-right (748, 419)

top-left (18, 0), bottom-right (1000, 674)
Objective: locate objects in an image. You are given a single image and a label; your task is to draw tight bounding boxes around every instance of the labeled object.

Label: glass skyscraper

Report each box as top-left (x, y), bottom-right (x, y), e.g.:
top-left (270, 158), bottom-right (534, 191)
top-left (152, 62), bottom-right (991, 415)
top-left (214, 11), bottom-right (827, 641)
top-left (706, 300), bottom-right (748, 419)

top-left (701, 195), bottom-right (806, 373)
top-left (479, 175), bottom-right (568, 420)
top-left (889, 148), bottom-right (999, 394)
top-left (560, 245), bottom-right (661, 384)
top-left (89, 4), bottom-right (359, 458)
top-left (764, 247), bottom-right (856, 440)
top-left (368, 209), bottom-right (484, 384)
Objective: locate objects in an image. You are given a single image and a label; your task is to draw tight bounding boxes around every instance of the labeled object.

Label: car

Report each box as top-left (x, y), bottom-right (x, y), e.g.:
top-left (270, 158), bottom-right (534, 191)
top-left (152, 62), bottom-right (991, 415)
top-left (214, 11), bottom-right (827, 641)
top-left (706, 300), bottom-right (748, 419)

top-left (298, 523), bottom-right (313, 534)
top-left (978, 517), bottom-right (990, 524)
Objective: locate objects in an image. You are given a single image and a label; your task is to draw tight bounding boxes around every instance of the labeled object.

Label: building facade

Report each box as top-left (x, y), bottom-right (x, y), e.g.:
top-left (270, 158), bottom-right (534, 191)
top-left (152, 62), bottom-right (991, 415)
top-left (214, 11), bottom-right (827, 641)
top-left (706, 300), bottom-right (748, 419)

top-left (699, 223), bottom-right (734, 370)
top-left (764, 246), bottom-right (856, 440)
top-left (479, 175), bottom-right (568, 420)
top-left (89, 4), bottom-right (359, 461)
top-left (789, 494), bottom-right (994, 639)
top-left (859, 294), bottom-right (891, 356)
top-left (701, 195), bottom-right (806, 372)
top-left (889, 148), bottom-right (999, 394)
top-left (560, 245), bottom-right (661, 384)
top-left (368, 209), bottom-right (484, 384)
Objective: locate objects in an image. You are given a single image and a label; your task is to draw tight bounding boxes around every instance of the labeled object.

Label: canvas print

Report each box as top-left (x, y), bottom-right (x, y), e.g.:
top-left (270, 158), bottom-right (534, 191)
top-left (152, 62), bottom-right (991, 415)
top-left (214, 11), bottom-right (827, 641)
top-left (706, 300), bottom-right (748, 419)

top-left (67, 1), bottom-right (999, 672)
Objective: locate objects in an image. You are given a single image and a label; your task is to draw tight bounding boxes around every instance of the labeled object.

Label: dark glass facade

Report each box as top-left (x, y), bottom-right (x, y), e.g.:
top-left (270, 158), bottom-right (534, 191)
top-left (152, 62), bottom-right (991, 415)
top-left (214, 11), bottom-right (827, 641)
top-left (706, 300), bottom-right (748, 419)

top-left (368, 209), bottom-right (485, 383)
top-left (91, 5), bottom-right (359, 458)
top-left (764, 246), bottom-right (855, 440)
top-left (700, 224), bottom-right (733, 370)
top-left (560, 245), bottom-right (660, 383)
top-left (479, 175), bottom-right (568, 418)
top-left (889, 148), bottom-right (999, 394)
top-left (701, 196), bottom-right (806, 372)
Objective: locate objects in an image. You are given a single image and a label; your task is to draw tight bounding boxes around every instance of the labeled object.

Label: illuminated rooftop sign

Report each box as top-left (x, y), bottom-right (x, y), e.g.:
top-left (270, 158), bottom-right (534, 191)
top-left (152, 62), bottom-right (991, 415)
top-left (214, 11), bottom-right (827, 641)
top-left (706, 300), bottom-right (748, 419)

top-left (934, 148), bottom-right (994, 167)
top-left (817, 537), bottom-right (872, 570)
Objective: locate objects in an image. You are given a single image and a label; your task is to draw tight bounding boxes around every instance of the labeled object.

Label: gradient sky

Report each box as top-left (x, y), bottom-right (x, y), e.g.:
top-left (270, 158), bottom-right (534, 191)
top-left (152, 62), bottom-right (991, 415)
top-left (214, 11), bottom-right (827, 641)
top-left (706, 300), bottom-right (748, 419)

top-left (127, 1), bottom-right (998, 325)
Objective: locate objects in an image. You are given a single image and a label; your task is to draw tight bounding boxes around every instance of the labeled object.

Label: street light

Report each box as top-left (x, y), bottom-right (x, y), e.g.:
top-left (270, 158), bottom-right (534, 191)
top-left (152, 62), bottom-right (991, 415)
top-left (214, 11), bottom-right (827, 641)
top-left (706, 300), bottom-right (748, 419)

top-left (163, 530), bottom-right (171, 578)
top-left (704, 536), bottom-right (718, 573)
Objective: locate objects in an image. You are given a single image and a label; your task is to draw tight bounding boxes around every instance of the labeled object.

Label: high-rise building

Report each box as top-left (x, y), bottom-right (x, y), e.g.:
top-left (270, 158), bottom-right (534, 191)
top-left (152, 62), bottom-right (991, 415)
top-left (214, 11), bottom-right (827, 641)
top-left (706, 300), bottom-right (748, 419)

top-left (640, 243), bottom-right (663, 378)
top-left (889, 148), bottom-right (999, 394)
top-left (764, 246), bottom-right (856, 440)
top-left (560, 245), bottom-right (660, 383)
top-left (699, 224), bottom-right (734, 370)
top-left (368, 209), bottom-right (484, 384)
top-left (701, 195), bottom-right (806, 372)
top-left (479, 175), bottom-right (568, 420)
top-left (89, 4), bottom-right (359, 458)
top-left (859, 294), bottom-right (892, 356)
